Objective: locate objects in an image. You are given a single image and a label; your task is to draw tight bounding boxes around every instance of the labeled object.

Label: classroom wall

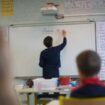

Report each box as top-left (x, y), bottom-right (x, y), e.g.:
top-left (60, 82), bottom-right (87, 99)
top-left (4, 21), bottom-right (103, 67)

top-left (3, 1), bottom-right (104, 104)
top-left (0, 0), bottom-right (105, 25)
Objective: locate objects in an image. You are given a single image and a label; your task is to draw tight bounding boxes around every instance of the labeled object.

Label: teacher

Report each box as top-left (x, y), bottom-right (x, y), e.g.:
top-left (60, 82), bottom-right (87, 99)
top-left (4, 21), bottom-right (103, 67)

top-left (39, 30), bottom-right (67, 79)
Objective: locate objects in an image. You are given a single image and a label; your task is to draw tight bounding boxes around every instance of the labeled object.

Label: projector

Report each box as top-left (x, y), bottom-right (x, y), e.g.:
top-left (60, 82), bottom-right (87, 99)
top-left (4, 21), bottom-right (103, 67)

top-left (40, 3), bottom-right (58, 15)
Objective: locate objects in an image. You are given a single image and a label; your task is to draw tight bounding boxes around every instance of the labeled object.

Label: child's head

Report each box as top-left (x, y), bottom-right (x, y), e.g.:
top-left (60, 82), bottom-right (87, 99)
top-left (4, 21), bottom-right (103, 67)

top-left (0, 27), bottom-right (19, 105)
top-left (43, 36), bottom-right (53, 48)
top-left (76, 50), bottom-right (101, 78)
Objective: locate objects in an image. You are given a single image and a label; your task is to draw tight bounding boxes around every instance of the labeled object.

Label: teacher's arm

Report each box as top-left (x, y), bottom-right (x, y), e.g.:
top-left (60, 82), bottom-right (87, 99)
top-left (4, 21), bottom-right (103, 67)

top-left (39, 52), bottom-right (44, 67)
top-left (55, 30), bottom-right (67, 51)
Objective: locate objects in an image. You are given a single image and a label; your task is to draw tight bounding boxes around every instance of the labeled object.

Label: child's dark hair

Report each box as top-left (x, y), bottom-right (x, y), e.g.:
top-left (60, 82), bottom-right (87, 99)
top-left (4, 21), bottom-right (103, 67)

top-left (43, 36), bottom-right (53, 48)
top-left (76, 50), bottom-right (101, 77)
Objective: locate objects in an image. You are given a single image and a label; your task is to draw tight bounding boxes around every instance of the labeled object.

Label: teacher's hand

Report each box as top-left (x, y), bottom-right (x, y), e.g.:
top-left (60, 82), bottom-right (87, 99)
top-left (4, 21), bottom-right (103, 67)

top-left (62, 30), bottom-right (66, 37)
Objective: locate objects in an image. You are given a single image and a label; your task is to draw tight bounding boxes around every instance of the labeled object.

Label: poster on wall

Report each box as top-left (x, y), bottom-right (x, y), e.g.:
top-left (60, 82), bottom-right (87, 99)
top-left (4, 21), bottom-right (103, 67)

top-left (1, 0), bottom-right (14, 16)
top-left (96, 22), bottom-right (105, 80)
top-left (64, 0), bottom-right (105, 14)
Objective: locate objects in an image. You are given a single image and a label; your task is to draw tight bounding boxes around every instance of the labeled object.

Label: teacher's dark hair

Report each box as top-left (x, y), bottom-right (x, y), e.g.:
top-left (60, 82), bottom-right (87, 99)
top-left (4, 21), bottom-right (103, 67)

top-left (43, 36), bottom-right (53, 48)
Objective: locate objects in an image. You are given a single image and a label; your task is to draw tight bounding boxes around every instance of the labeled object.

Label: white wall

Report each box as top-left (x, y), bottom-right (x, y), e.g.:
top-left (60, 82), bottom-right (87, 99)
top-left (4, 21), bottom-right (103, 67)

top-left (0, 0), bottom-right (105, 25)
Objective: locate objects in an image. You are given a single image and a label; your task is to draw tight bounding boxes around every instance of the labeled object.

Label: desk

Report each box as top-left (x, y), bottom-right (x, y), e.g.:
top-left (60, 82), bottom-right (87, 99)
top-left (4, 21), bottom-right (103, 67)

top-left (16, 88), bottom-right (69, 94)
top-left (16, 88), bottom-right (69, 105)
top-left (47, 100), bottom-right (59, 105)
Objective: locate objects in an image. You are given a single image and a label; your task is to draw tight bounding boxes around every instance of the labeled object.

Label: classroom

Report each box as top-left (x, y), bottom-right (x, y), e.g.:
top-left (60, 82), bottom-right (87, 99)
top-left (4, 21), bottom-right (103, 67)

top-left (0, 0), bottom-right (105, 105)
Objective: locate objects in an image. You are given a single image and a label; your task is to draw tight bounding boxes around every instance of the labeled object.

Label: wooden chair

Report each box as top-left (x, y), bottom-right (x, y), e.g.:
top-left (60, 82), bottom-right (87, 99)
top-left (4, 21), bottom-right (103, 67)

top-left (59, 96), bottom-right (105, 105)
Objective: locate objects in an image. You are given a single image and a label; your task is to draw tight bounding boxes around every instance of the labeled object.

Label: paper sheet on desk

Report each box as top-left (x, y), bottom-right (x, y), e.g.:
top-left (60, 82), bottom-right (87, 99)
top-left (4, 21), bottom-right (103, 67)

top-left (33, 78), bottom-right (58, 91)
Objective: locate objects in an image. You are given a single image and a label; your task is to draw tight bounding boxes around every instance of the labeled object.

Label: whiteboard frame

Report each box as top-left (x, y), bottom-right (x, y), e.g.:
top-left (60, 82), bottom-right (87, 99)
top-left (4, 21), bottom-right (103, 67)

top-left (8, 21), bottom-right (96, 78)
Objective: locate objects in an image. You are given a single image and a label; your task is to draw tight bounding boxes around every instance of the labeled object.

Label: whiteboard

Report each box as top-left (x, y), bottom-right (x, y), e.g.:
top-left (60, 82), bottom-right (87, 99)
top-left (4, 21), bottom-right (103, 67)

top-left (96, 22), bottom-right (105, 80)
top-left (9, 23), bottom-right (95, 77)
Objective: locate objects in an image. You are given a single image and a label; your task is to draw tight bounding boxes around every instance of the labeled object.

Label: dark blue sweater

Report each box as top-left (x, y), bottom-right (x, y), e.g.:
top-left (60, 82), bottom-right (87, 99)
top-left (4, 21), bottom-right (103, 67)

top-left (39, 37), bottom-right (67, 78)
top-left (71, 77), bottom-right (105, 98)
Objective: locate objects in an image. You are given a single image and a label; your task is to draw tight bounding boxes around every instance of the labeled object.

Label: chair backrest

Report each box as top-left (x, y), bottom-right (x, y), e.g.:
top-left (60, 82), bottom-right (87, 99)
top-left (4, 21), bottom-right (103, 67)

top-left (59, 97), bottom-right (105, 105)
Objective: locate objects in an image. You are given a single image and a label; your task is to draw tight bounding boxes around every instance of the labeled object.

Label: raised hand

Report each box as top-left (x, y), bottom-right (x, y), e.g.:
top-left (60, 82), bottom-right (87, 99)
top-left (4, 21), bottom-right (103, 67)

top-left (62, 30), bottom-right (66, 37)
